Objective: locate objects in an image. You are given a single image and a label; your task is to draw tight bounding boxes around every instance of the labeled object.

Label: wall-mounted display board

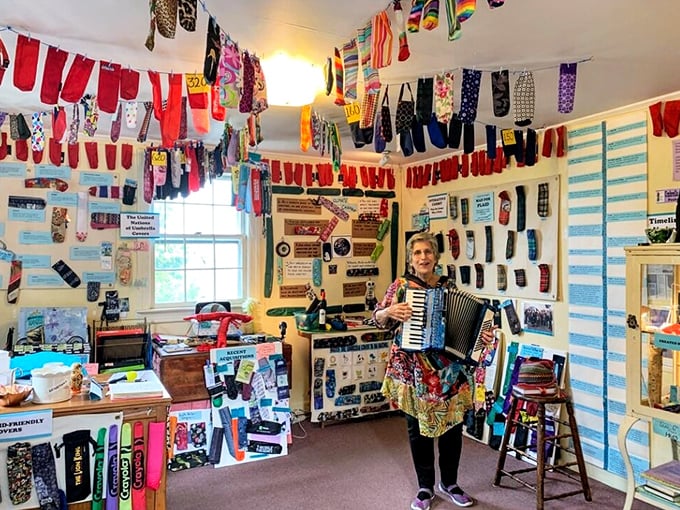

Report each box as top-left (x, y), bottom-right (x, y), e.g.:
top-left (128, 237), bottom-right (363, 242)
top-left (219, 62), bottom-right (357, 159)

top-left (427, 175), bottom-right (559, 302)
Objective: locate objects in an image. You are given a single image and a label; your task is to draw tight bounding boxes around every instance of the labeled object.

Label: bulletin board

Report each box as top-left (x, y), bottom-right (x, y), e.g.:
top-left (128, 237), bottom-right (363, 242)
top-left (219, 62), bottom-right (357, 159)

top-left (430, 175), bottom-right (559, 302)
top-left (267, 192), bottom-right (394, 317)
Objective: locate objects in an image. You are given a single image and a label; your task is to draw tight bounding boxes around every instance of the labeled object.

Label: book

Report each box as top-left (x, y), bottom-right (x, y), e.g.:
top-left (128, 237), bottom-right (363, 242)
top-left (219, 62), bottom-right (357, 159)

top-left (108, 370), bottom-right (166, 400)
top-left (645, 477), bottom-right (680, 496)
top-left (642, 484), bottom-right (680, 502)
top-left (641, 460), bottom-right (680, 491)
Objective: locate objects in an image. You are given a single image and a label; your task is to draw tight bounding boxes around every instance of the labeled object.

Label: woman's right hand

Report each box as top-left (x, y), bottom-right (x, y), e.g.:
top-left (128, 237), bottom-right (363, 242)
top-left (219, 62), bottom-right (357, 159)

top-left (387, 302), bottom-right (413, 323)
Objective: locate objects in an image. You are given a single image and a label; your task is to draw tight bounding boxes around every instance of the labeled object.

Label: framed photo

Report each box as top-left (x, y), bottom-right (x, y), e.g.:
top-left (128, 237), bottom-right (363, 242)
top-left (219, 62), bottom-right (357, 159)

top-left (521, 301), bottom-right (554, 336)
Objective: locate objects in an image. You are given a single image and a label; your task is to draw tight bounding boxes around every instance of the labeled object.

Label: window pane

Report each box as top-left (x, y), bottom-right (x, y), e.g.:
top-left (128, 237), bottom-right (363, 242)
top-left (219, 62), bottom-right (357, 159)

top-left (160, 203), bottom-right (185, 235)
top-left (186, 240), bottom-right (215, 269)
top-left (186, 269), bottom-right (217, 303)
top-left (215, 269), bottom-right (243, 300)
top-left (155, 270), bottom-right (185, 303)
top-left (213, 206), bottom-right (242, 235)
top-left (185, 204), bottom-right (215, 235)
top-left (213, 179), bottom-right (235, 207)
top-left (184, 185), bottom-right (214, 205)
top-left (215, 241), bottom-right (242, 269)
top-left (155, 240), bottom-right (185, 270)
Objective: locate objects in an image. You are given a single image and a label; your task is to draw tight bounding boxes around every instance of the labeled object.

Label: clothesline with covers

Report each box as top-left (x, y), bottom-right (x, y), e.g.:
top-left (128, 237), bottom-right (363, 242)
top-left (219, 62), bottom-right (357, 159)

top-left (323, 0), bottom-right (588, 157)
top-left (402, 124), bottom-right (567, 189)
top-left (0, 24), bottom-right (269, 150)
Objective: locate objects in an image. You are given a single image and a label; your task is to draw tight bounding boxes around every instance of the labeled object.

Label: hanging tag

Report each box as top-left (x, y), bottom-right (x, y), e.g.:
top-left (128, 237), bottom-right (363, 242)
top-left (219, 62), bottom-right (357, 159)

top-left (343, 102), bottom-right (361, 124)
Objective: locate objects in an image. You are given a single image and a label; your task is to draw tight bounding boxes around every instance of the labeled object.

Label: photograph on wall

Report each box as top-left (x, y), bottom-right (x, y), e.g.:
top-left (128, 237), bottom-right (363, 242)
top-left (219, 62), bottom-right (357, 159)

top-left (520, 301), bottom-right (554, 336)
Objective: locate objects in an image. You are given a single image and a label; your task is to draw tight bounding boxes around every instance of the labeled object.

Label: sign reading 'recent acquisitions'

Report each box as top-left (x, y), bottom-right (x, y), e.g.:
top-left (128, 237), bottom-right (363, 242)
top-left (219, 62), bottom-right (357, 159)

top-left (120, 213), bottom-right (160, 238)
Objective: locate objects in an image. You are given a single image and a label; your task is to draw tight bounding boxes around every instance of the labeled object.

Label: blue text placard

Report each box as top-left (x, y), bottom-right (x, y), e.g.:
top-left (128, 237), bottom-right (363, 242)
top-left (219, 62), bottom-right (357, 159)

top-left (90, 201), bottom-right (121, 214)
top-left (19, 231), bottom-right (53, 244)
top-left (82, 272), bottom-right (116, 284)
top-left (47, 192), bottom-right (79, 207)
top-left (70, 246), bottom-right (102, 261)
top-left (0, 162), bottom-right (27, 178)
top-left (472, 192), bottom-right (494, 223)
top-left (26, 274), bottom-right (65, 287)
top-left (17, 255), bottom-right (51, 268)
top-left (8, 208), bottom-right (46, 222)
top-left (35, 165), bottom-right (71, 180)
top-left (79, 172), bottom-right (114, 186)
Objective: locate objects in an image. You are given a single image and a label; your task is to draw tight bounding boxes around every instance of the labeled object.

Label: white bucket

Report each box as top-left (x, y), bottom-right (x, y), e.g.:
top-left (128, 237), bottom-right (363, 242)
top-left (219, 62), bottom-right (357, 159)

top-left (31, 364), bottom-right (72, 404)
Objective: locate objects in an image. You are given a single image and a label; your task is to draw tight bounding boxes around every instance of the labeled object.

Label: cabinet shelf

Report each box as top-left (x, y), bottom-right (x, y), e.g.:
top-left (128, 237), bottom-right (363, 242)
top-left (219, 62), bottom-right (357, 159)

top-left (620, 246), bottom-right (680, 510)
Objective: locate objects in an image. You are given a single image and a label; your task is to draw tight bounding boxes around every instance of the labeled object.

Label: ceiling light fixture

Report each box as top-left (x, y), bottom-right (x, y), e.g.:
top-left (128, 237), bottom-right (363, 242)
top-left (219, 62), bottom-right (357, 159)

top-left (261, 53), bottom-right (325, 107)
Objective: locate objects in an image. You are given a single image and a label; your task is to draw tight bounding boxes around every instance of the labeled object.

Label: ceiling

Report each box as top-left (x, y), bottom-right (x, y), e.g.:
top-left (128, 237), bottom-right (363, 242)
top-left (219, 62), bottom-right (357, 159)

top-left (0, 0), bottom-right (679, 165)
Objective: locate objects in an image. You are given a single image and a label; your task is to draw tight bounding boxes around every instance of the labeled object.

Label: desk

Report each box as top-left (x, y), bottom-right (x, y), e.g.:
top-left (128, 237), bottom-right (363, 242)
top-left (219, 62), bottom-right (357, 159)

top-left (152, 340), bottom-right (293, 403)
top-left (0, 378), bottom-right (171, 510)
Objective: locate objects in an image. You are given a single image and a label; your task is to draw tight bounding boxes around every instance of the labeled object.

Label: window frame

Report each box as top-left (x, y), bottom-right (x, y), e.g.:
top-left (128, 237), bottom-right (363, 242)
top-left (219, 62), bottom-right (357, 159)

top-left (149, 175), bottom-right (251, 310)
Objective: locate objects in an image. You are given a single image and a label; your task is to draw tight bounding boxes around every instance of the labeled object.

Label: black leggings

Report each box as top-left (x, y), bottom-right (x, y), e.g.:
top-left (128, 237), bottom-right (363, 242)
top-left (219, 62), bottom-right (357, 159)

top-left (406, 414), bottom-right (463, 491)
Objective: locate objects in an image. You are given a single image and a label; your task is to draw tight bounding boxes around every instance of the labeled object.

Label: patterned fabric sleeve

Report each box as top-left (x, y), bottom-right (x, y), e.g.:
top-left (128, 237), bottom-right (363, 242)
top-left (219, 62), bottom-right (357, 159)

top-left (372, 278), bottom-right (402, 329)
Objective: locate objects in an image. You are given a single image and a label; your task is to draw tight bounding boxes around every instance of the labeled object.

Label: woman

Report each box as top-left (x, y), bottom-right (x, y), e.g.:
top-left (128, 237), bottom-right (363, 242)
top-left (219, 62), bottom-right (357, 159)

top-left (373, 231), bottom-right (494, 509)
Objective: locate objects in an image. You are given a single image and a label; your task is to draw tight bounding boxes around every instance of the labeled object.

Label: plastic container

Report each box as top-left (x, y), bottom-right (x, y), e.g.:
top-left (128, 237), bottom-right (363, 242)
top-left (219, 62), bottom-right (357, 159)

top-left (294, 312), bottom-right (319, 332)
top-left (0, 350), bottom-right (9, 373)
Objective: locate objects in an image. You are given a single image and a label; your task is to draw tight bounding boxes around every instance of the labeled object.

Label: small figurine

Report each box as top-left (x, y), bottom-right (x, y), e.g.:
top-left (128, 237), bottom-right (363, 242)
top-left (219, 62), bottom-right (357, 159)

top-left (365, 280), bottom-right (378, 311)
top-left (70, 362), bottom-right (83, 394)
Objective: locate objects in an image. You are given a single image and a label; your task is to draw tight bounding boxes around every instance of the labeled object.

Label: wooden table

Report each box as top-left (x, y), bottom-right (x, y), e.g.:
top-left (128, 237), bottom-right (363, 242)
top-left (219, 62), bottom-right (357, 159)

top-left (152, 340), bottom-right (293, 403)
top-left (0, 378), bottom-right (172, 510)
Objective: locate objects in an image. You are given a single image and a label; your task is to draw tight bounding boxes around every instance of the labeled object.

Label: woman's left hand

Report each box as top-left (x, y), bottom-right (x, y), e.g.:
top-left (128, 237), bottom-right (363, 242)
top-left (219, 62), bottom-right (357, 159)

top-left (480, 326), bottom-right (498, 346)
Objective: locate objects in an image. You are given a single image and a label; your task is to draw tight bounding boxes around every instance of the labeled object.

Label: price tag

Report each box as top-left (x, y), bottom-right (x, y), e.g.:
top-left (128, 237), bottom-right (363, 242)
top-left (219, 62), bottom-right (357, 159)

top-left (151, 150), bottom-right (167, 166)
top-left (185, 73), bottom-right (209, 95)
top-left (501, 129), bottom-right (516, 145)
top-left (344, 102), bottom-right (361, 124)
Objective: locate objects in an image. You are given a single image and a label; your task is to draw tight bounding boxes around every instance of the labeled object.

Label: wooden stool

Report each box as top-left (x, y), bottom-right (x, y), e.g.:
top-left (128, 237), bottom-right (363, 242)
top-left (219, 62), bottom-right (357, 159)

top-left (492, 389), bottom-right (592, 509)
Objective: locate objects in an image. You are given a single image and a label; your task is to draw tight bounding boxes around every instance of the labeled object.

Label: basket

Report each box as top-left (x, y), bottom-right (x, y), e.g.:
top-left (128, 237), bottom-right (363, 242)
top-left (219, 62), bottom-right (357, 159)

top-left (294, 312), bottom-right (319, 332)
top-left (0, 384), bottom-right (33, 407)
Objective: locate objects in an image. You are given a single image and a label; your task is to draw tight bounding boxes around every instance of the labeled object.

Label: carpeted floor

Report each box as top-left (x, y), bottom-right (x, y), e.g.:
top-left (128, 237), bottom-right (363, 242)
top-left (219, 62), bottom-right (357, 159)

top-left (166, 414), bottom-right (655, 510)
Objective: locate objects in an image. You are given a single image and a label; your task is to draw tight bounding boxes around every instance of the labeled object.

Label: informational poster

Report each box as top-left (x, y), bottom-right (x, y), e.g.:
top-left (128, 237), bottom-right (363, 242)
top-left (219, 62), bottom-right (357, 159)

top-left (472, 191), bottom-right (494, 223)
top-left (566, 112), bottom-right (649, 474)
top-left (168, 408), bottom-right (212, 471)
top-left (209, 343), bottom-right (290, 468)
top-left (427, 193), bottom-right (449, 220)
top-left (119, 213), bottom-right (160, 238)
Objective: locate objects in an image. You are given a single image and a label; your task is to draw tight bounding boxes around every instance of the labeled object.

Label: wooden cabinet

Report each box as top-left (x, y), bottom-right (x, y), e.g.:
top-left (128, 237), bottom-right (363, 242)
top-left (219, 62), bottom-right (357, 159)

top-left (152, 341), bottom-right (293, 403)
top-left (620, 245), bottom-right (680, 509)
top-left (0, 382), bottom-right (171, 510)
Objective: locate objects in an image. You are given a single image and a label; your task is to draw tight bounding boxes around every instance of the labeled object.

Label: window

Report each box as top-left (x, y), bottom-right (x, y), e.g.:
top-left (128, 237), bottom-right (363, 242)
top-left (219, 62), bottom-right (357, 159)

top-left (152, 176), bottom-right (247, 307)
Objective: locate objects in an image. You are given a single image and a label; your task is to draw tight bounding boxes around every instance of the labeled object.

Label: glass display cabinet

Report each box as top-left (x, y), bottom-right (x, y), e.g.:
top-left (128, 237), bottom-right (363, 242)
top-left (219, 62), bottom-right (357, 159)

top-left (620, 245), bottom-right (680, 509)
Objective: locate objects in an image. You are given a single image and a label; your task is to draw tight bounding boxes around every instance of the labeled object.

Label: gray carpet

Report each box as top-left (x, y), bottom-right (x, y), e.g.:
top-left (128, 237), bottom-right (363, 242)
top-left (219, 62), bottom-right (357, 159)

top-left (166, 414), bottom-right (654, 509)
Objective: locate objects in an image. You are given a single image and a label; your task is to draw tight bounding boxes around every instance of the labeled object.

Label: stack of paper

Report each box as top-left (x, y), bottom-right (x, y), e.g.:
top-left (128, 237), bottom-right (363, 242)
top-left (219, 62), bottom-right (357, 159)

top-left (108, 370), bottom-right (166, 400)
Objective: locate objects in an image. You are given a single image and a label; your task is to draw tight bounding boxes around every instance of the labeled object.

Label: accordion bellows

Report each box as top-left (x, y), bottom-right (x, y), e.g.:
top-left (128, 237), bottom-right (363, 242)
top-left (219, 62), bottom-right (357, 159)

top-left (517, 359), bottom-right (556, 387)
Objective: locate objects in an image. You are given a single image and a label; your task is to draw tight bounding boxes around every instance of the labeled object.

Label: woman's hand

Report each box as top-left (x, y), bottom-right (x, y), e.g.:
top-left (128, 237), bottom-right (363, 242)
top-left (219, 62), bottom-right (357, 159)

top-left (480, 326), bottom-right (498, 346)
top-left (387, 302), bottom-right (413, 323)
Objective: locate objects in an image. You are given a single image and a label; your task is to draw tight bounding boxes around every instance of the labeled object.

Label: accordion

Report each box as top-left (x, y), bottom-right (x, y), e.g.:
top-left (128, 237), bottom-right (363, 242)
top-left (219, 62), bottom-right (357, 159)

top-left (401, 286), bottom-right (495, 363)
